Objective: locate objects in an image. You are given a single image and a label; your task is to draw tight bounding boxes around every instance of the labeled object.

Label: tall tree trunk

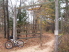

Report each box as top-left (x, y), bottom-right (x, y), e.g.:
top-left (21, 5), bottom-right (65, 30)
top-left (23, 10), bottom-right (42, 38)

top-left (6, 0), bottom-right (9, 40)
top-left (65, 0), bottom-right (68, 51)
top-left (3, 0), bottom-right (7, 38)
top-left (55, 0), bottom-right (59, 52)
top-left (66, 0), bottom-right (68, 20)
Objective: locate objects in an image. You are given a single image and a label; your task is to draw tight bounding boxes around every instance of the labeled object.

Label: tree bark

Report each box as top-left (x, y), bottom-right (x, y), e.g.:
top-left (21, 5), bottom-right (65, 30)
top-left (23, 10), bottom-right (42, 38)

top-left (3, 0), bottom-right (7, 38)
top-left (54, 0), bottom-right (59, 52)
top-left (6, 0), bottom-right (9, 40)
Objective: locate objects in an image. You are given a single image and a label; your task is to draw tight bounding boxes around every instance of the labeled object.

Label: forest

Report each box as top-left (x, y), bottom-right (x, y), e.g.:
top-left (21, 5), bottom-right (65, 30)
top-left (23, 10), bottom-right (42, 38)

top-left (0, 0), bottom-right (69, 52)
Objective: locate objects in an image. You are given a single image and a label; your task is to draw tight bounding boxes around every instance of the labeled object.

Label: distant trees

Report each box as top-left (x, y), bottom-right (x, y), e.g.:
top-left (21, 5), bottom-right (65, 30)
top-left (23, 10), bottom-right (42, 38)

top-left (34, 0), bottom-right (55, 33)
top-left (16, 0), bottom-right (29, 36)
top-left (0, 0), bottom-right (9, 39)
top-left (0, 0), bottom-right (4, 31)
top-left (58, 0), bottom-right (69, 52)
top-left (59, 0), bottom-right (69, 33)
top-left (17, 10), bottom-right (28, 27)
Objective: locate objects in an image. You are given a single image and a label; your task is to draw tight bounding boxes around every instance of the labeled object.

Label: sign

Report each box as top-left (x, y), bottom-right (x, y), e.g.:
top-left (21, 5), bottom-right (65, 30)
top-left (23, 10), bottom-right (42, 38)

top-left (54, 30), bottom-right (58, 35)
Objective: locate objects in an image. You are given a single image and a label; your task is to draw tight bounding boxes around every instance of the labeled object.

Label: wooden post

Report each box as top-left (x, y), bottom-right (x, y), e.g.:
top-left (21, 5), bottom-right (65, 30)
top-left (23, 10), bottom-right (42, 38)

top-left (40, 15), bottom-right (42, 47)
top-left (54, 0), bottom-right (59, 52)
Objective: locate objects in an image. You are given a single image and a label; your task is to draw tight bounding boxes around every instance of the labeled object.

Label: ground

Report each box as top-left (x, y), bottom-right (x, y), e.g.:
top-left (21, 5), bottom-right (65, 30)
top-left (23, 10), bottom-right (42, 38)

top-left (0, 32), bottom-right (54, 52)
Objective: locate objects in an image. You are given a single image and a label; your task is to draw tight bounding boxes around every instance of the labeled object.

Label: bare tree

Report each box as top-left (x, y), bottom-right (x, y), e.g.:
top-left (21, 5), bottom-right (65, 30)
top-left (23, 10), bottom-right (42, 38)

top-left (6, 0), bottom-right (10, 40)
top-left (54, 0), bottom-right (59, 52)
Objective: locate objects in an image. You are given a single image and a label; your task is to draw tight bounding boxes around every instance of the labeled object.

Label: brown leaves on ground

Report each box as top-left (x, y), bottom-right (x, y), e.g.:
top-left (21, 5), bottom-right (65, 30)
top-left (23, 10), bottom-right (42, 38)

top-left (0, 32), bottom-right (54, 52)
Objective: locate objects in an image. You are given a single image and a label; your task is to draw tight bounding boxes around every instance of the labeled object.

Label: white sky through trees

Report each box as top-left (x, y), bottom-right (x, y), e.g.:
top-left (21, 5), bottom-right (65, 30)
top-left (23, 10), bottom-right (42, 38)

top-left (9, 0), bottom-right (38, 7)
top-left (8, 0), bottom-right (38, 24)
top-left (8, 0), bottom-right (65, 23)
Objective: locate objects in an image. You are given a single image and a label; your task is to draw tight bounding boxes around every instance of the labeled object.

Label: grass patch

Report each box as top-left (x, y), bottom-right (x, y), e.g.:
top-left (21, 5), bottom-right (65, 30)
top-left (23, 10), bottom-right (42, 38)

top-left (58, 33), bottom-right (63, 35)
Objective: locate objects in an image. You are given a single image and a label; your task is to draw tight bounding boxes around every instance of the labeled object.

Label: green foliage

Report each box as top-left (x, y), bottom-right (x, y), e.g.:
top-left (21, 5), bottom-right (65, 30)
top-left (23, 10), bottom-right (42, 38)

top-left (49, 0), bottom-right (54, 2)
top-left (58, 33), bottom-right (63, 35)
top-left (40, 1), bottom-right (55, 32)
top-left (9, 9), bottom-right (28, 29)
top-left (58, 35), bottom-right (69, 52)
top-left (17, 9), bottom-right (28, 26)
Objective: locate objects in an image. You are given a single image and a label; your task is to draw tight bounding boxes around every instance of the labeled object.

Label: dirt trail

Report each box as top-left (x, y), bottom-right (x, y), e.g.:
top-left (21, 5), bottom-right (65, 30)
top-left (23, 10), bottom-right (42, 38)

top-left (11, 40), bottom-right (54, 52)
top-left (10, 33), bottom-right (55, 52)
top-left (0, 33), bottom-right (54, 52)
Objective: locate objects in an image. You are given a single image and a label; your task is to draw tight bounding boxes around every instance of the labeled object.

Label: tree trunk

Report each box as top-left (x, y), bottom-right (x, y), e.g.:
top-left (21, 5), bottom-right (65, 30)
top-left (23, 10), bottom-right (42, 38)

top-left (6, 0), bottom-right (9, 40)
top-left (3, 0), bottom-right (7, 38)
top-left (54, 0), bottom-right (59, 52)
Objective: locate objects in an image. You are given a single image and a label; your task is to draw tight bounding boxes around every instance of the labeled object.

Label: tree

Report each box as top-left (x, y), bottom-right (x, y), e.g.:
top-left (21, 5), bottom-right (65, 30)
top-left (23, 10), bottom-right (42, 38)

top-left (34, 0), bottom-right (55, 33)
top-left (3, 0), bottom-right (7, 38)
top-left (60, 0), bottom-right (69, 33)
top-left (17, 9), bottom-right (28, 26)
top-left (17, 9), bottom-right (28, 36)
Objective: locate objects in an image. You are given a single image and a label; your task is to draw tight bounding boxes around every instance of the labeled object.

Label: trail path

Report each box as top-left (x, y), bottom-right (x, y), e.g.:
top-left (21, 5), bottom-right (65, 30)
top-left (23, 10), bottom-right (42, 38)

top-left (10, 33), bottom-right (55, 52)
top-left (0, 33), bottom-right (55, 52)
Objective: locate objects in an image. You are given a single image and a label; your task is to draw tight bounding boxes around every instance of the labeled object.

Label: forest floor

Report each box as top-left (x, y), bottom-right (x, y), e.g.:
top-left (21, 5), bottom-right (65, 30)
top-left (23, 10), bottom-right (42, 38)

top-left (0, 32), bottom-right (55, 52)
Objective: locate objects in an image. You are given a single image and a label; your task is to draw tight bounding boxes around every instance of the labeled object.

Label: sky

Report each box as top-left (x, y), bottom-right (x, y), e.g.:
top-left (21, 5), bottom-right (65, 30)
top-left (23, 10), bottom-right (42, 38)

top-left (8, 0), bottom-right (66, 23)
top-left (9, 0), bottom-right (37, 23)
top-left (9, 0), bottom-right (37, 7)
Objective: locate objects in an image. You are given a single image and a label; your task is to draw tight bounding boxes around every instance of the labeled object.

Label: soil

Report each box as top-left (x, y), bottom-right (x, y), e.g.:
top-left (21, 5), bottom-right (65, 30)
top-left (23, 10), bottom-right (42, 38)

top-left (0, 32), bottom-right (54, 52)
